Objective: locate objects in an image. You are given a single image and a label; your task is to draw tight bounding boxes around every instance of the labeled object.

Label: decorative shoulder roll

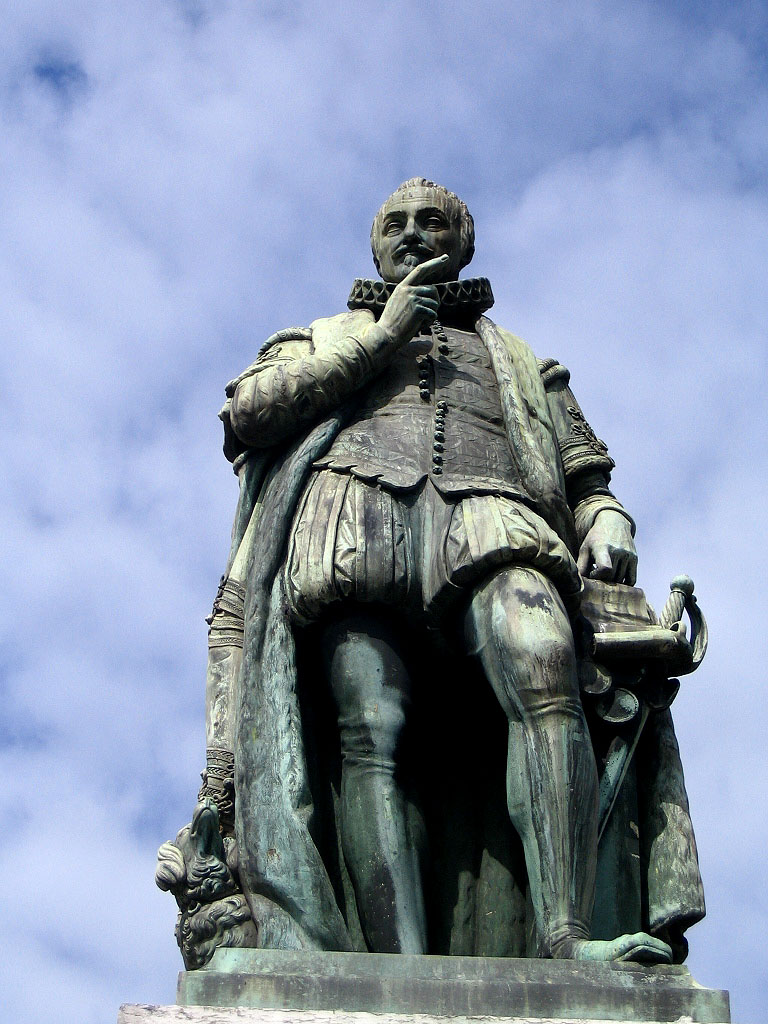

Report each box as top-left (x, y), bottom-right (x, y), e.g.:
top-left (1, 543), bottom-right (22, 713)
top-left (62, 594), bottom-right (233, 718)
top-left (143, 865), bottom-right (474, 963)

top-left (219, 328), bottom-right (314, 462)
top-left (224, 327), bottom-right (314, 398)
top-left (538, 357), bottom-right (571, 388)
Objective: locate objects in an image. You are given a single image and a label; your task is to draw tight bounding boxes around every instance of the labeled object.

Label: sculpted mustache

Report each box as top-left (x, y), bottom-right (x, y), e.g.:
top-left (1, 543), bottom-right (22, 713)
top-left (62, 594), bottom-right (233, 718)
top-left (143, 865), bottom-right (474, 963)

top-left (395, 244), bottom-right (433, 260)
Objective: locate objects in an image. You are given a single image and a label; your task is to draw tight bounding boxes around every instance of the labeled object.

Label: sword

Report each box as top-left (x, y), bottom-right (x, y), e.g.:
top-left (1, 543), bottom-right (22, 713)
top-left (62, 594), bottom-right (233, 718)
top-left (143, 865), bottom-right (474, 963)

top-left (595, 575), bottom-right (707, 841)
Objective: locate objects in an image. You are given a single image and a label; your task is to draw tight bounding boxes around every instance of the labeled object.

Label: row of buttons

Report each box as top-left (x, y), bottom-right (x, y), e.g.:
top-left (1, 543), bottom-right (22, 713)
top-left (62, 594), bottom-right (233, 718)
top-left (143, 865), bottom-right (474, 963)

top-left (418, 358), bottom-right (430, 401)
top-left (434, 319), bottom-right (450, 358)
top-left (421, 319), bottom-right (450, 475)
top-left (418, 319), bottom-right (451, 402)
top-left (433, 399), bottom-right (448, 475)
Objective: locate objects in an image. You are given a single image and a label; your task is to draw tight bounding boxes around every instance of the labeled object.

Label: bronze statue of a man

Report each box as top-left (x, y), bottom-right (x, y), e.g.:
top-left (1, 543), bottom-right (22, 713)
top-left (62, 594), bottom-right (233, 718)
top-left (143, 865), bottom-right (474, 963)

top-left (162, 179), bottom-right (705, 969)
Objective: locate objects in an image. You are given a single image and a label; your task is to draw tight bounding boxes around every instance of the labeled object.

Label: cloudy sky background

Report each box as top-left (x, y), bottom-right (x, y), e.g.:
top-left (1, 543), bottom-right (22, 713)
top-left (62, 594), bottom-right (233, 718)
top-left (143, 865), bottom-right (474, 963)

top-left (2, 1), bottom-right (767, 1021)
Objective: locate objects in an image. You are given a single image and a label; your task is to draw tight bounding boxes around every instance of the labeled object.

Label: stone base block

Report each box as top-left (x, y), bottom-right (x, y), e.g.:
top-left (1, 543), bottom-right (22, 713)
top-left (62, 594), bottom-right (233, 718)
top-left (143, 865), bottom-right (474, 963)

top-left (118, 1009), bottom-right (724, 1024)
top-left (170, 949), bottom-right (729, 1023)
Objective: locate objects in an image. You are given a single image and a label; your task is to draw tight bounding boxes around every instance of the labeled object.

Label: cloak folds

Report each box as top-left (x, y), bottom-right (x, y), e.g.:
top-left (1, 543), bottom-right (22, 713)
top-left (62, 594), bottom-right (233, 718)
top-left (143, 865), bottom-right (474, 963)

top-left (205, 312), bottom-right (705, 958)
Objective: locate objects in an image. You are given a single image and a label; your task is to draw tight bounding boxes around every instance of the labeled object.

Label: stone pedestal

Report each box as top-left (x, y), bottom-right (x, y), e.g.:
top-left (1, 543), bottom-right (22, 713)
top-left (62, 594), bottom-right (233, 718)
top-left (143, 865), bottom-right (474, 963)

top-left (119, 948), bottom-right (730, 1023)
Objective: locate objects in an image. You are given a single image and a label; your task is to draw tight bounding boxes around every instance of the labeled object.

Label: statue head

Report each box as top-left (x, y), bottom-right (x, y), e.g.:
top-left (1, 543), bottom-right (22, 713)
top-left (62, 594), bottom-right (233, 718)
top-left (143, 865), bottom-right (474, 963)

top-left (370, 178), bottom-right (475, 283)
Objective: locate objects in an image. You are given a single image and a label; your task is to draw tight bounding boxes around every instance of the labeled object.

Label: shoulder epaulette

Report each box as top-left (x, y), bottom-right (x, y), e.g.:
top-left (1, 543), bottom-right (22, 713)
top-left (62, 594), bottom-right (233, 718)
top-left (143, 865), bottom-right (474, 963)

top-left (538, 358), bottom-right (571, 388)
top-left (224, 327), bottom-right (313, 397)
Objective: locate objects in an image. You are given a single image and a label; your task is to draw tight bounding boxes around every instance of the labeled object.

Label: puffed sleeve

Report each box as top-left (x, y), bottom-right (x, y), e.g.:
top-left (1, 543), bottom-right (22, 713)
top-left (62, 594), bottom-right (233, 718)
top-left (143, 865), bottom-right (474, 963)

top-left (539, 358), bottom-right (635, 544)
top-left (222, 320), bottom-right (398, 453)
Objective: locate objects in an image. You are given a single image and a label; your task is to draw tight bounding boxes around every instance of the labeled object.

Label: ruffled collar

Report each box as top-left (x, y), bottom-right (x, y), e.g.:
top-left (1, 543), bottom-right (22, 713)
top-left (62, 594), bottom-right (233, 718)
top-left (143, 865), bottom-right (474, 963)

top-left (347, 277), bottom-right (494, 320)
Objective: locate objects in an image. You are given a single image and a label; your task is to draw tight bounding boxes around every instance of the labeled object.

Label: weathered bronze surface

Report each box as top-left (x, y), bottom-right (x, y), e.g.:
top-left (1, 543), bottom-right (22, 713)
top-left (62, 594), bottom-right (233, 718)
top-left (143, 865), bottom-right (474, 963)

top-left (157, 179), bottom-right (707, 972)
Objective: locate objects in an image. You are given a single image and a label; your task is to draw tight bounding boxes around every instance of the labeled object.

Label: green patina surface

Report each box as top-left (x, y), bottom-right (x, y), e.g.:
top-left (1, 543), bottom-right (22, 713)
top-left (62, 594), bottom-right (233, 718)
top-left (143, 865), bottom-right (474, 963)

top-left (157, 180), bottom-right (709, 987)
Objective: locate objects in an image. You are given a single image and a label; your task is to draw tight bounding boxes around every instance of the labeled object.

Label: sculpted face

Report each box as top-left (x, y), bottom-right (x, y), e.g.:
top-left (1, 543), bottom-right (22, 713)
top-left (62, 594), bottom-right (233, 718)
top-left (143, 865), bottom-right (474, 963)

top-left (373, 189), bottom-right (465, 284)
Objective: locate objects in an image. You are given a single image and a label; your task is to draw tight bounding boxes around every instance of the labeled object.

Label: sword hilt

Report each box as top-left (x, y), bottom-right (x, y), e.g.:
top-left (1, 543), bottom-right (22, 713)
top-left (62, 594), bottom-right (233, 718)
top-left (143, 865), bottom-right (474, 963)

top-left (658, 574), bottom-right (707, 670)
top-left (659, 574), bottom-right (694, 628)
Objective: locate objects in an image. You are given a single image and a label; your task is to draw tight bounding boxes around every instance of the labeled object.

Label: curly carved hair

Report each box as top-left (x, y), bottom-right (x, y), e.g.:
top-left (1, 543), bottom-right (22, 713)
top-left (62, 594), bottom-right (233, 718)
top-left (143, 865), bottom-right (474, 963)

top-left (370, 178), bottom-right (475, 276)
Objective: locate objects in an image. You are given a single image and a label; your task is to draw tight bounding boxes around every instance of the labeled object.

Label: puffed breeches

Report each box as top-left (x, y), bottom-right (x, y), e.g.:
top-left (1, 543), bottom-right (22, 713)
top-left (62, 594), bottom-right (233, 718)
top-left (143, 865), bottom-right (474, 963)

top-left (285, 469), bottom-right (581, 625)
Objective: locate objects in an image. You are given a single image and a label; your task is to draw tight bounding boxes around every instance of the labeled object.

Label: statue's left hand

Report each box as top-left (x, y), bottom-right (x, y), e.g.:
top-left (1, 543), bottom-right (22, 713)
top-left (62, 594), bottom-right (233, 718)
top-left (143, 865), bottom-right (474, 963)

top-left (577, 510), bottom-right (637, 585)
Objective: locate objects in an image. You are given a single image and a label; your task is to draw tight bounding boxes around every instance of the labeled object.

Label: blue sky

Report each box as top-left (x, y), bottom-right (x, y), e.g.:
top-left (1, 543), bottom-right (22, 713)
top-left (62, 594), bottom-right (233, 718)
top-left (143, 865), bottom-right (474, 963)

top-left (2, 2), bottom-right (767, 1021)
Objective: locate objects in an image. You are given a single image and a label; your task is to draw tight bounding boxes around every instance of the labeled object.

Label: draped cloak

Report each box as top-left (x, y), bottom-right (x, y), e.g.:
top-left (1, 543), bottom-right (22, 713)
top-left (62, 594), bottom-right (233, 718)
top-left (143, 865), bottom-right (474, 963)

top-left (206, 309), bottom-right (705, 961)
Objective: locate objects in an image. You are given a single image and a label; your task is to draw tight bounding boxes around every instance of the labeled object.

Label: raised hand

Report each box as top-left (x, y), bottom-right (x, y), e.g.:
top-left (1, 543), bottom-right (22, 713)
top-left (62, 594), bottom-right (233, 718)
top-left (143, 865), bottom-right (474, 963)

top-left (377, 254), bottom-right (449, 343)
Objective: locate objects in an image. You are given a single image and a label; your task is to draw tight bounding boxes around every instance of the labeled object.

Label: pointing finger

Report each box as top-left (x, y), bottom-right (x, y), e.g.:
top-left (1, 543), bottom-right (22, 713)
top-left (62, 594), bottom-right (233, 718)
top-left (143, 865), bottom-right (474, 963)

top-left (402, 254), bottom-right (450, 285)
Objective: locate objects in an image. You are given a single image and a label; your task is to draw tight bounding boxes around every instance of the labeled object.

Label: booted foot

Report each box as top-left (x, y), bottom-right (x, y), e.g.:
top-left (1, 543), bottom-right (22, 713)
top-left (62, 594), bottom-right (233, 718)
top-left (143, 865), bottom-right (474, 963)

top-left (552, 932), bottom-right (673, 964)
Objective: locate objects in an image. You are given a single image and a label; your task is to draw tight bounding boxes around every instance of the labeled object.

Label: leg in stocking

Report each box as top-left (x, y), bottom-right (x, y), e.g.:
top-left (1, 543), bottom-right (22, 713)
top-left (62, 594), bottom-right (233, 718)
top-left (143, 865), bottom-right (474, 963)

top-left (464, 567), bottom-right (671, 963)
top-left (322, 612), bottom-right (426, 954)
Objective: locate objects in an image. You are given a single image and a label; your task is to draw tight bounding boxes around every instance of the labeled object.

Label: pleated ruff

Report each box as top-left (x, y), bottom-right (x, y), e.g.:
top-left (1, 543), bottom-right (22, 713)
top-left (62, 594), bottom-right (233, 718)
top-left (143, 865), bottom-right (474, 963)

top-left (285, 470), bottom-right (581, 625)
